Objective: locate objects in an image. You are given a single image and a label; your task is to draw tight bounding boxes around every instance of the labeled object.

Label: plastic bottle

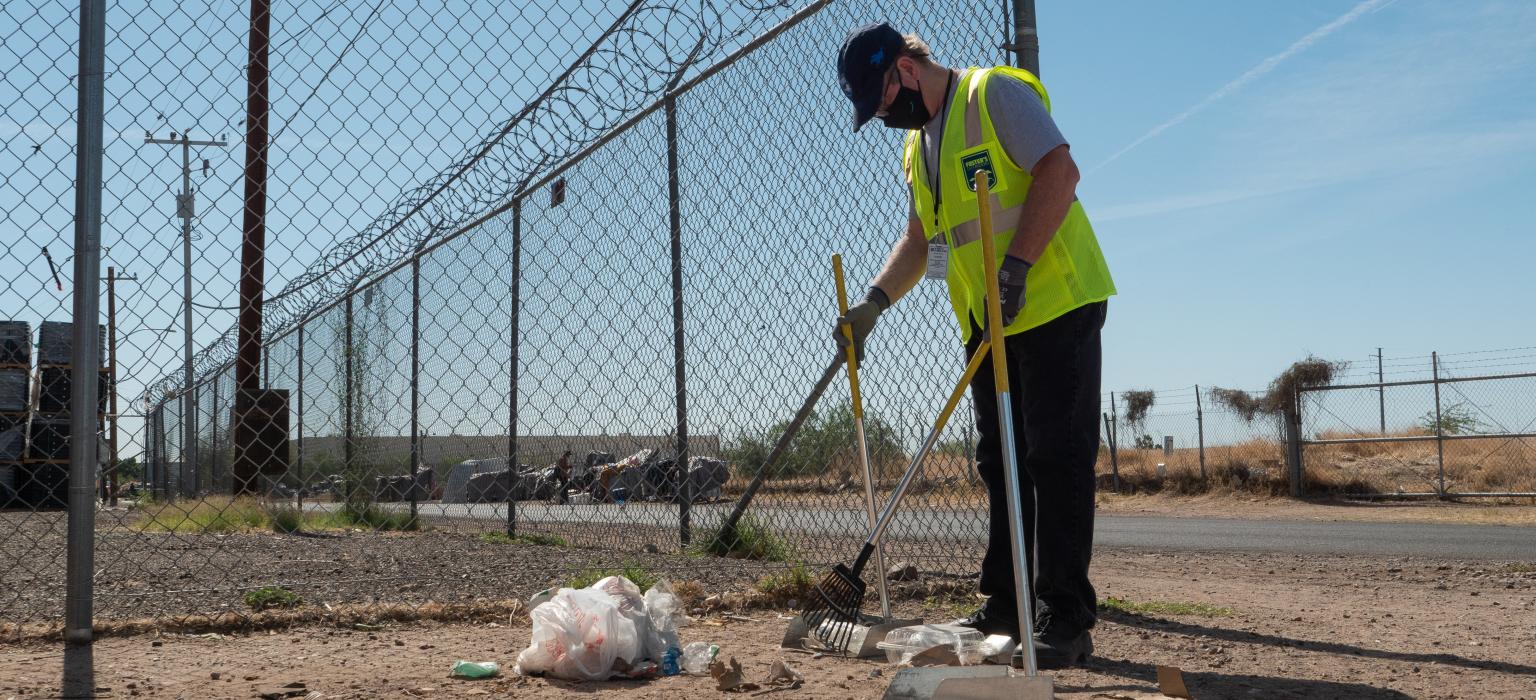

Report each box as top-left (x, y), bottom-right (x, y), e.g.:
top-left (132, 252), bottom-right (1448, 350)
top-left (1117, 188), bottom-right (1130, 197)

top-left (681, 641), bottom-right (718, 674)
top-left (660, 646), bottom-right (682, 676)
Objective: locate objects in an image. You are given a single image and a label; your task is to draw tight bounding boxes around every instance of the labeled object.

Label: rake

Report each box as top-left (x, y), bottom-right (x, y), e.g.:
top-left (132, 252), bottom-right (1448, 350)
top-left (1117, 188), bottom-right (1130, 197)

top-left (800, 334), bottom-right (992, 652)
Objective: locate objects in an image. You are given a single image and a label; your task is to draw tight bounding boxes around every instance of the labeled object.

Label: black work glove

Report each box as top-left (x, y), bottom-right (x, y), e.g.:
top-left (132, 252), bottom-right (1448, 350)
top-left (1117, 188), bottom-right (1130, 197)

top-left (834, 287), bottom-right (890, 364)
top-left (997, 255), bottom-right (1032, 327)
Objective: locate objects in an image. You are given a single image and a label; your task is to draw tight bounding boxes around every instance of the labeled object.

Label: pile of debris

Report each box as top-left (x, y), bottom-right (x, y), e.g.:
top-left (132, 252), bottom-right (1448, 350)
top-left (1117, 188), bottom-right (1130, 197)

top-left (441, 449), bottom-right (729, 505)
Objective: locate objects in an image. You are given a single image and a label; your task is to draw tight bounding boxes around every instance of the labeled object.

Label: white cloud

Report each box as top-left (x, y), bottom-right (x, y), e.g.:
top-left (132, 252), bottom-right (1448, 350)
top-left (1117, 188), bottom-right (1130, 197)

top-left (1089, 0), bottom-right (1395, 174)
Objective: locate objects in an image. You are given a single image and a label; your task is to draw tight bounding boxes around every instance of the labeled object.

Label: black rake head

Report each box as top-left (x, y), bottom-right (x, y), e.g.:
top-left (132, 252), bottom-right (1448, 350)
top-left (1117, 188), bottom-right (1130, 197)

top-left (799, 563), bottom-right (866, 653)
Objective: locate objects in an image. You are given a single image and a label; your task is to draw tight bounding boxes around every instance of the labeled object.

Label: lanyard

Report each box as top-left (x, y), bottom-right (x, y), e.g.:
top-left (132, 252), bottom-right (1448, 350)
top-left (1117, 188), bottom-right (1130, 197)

top-left (920, 70), bottom-right (957, 240)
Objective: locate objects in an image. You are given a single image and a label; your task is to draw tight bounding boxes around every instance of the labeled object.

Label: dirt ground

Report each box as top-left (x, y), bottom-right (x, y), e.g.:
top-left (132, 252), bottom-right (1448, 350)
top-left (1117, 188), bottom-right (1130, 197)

top-left (3, 548), bottom-right (1533, 699)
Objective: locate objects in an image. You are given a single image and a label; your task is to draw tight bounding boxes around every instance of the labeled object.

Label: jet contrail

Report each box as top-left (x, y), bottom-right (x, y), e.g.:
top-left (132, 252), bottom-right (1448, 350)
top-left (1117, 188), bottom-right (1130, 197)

top-left (1090, 0), bottom-right (1393, 173)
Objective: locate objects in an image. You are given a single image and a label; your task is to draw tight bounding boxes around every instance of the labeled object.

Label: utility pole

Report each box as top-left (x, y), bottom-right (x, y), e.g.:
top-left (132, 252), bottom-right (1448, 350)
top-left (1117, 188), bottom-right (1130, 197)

top-left (233, 0), bottom-right (272, 496)
top-left (66, 0), bottom-right (105, 649)
top-left (145, 131), bottom-right (227, 495)
top-left (1011, 0), bottom-right (1040, 75)
top-left (1376, 347), bottom-right (1386, 434)
top-left (105, 268), bottom-right (139, 507)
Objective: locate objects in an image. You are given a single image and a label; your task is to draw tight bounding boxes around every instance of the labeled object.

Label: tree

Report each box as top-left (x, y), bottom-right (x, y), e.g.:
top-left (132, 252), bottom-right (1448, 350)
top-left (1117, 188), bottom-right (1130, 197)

top-left (114, 457), bottom-right (143, 482)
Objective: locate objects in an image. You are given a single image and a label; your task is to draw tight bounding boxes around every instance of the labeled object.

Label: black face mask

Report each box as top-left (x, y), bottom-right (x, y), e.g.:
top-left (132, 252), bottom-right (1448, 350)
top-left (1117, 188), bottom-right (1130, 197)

top-left (879, 79), bottom-right (930, 130)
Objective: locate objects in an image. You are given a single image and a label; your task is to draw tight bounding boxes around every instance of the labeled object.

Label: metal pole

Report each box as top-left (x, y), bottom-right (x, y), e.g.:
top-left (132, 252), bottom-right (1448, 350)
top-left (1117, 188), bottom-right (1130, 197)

top-left (409, 251), bottom-right (420, 527)
top-left (182, 136), bottom-right (197, 498)
top-left (1108, 393), bottom-right (1119, 488)
top-left (1102, 413), bottom-right (1118, 491)
top-left (1377, 348), bottom-right (1386, 435)
top-left (296, 325), bottom-right (304, 510)
top-left (233, 0), bottom-right (272, 496)
top-left (665, 96), bottom-right (691, 545)
top-left (67, 0), bottom-right (105, 644)
top-left (107, 268), bottom-right (118, 506)
top-left (211, 375), bottom-right (220, 492)
top-left (506, 203), bottom-right (521, 538)
top-left (344, 294), bottom-right (354, 496)
top-left (1195, 384), bottom-right (1205, 480)
top-left (1012, 0), bottom-right (1040, 75)
top-left (1287, 394), bottom-right (1303, 497)
top-left (1432, 352), bottom-right (1445, 498)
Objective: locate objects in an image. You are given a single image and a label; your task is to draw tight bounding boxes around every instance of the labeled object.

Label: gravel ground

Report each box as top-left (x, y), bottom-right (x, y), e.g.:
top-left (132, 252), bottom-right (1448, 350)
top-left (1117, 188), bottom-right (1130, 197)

top-left (2, 548), bottom-right (1534, 698)
top-left (0, 509), bottom-right (787, 626)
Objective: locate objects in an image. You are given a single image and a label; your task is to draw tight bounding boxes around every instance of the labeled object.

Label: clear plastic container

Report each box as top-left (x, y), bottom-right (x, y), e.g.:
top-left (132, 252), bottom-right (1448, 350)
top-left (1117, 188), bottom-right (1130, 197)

top-left (875, 623), bottom-right (989, 665)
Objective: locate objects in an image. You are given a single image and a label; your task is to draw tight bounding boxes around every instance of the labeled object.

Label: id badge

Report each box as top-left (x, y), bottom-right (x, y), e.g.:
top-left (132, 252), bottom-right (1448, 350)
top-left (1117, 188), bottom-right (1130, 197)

top-left (925, 235), bottom-right (949, 280)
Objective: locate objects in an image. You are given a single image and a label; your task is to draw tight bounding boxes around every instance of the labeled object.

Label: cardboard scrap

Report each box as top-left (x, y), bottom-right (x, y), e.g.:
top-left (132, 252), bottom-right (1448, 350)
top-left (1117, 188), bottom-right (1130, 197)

top-left (256, 681), bottom-right (310, 699)
top-left (763, 660), bottom-right (803, 689)
top-left (1156, 665), bottom-right (1192, 699)
top-left (711, 657), bottom-right (760, 693)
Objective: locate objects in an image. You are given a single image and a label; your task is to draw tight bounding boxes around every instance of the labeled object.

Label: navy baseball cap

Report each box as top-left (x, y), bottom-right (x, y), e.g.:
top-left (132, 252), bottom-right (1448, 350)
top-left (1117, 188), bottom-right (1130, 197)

top-left (837, 22), bottom-right (904, 132)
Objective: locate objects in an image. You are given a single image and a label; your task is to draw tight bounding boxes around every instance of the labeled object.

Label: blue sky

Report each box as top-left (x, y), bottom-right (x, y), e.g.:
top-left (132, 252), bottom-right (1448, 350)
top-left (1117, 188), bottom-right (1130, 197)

top-left (1030, 0), bottom-right (1536, 392)
top-left (5, 0), bottom-right (1535, 461)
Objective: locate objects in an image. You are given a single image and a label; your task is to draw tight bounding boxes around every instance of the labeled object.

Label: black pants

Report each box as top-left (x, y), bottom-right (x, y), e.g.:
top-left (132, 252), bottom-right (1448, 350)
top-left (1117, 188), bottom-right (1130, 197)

top-left (966, 301), bottom-right (1105, 631)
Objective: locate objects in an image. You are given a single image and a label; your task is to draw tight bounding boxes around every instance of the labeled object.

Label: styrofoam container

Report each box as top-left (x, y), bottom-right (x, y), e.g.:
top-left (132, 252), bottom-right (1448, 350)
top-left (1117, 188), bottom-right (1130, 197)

top-left (875, 623), bottom-right (989, 665)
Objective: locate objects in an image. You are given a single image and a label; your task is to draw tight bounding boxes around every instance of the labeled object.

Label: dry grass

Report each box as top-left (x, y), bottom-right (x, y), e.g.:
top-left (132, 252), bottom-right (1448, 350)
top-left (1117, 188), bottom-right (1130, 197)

top-left (1305, 429), bottom-right (1536, 495)
top-left (0, 598), bottom-right (527, 643)
top-left (130, 496), bottom-right (421, 534)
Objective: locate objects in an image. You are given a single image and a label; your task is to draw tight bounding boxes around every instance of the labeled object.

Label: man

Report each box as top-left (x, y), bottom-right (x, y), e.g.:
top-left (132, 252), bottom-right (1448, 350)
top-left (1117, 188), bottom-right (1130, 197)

top-left (554, 450), bottom-right (573, 504)
top-left (834, 23), bottom-right (1115, 668)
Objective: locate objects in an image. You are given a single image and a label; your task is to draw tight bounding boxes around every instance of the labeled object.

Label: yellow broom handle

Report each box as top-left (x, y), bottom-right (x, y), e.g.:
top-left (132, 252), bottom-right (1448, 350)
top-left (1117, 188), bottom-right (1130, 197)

top-left (976, 172), bottom-right (1009, 393)
top-left (832, 254), bottom-right (863, 419)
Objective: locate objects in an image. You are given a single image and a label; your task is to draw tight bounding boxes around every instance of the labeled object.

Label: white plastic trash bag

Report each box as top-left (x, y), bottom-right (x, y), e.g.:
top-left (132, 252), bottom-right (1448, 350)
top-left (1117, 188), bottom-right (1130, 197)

top-left (514, 586), bottom-right (640, 680)
top-left (642, 580), bottom-right (688, 661)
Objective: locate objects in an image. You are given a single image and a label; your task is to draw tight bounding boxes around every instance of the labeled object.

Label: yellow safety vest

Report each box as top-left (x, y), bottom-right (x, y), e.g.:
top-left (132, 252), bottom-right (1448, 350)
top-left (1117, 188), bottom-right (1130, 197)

top-left (905, 66), bottom-right (1116, 343)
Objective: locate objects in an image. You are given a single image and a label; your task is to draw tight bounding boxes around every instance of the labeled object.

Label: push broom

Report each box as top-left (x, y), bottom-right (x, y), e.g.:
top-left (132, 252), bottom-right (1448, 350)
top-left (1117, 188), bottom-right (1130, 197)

top-left (802, 171), bottom-right (1047, 685)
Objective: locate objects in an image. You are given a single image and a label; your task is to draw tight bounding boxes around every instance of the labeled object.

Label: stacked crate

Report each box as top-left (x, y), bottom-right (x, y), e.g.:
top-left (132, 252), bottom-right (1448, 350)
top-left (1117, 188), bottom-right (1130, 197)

top-left (21, 321), bottom-right (108, 510)
top-left (0, 322), bottom-right (31, 508)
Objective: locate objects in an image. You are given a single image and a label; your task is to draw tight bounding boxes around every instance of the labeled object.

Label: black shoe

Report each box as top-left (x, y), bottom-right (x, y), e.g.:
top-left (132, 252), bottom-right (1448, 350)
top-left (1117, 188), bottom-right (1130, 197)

top-left (1029, 609), bottom-right (1093, 669)
top-left (954, 605), bottom-right (1022, 639)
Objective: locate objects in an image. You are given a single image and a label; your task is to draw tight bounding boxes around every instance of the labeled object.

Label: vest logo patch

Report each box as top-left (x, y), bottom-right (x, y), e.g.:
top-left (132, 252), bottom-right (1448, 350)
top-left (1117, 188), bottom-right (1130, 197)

top-left (961, 150), bottom-right (997, 192)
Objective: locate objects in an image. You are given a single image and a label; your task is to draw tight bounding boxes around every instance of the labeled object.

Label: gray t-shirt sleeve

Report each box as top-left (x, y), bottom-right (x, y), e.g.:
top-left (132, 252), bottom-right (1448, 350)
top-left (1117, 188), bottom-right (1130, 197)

top-left (985, 74), bottom-right (1067, 172)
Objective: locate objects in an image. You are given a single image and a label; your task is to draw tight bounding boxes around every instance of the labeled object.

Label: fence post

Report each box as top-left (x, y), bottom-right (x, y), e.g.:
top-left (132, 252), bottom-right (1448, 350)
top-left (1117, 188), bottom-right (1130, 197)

top-left (1102, 412), bottom-right (1118, 491)
top-left (1432, 351), bottom-right (1445, 498)
top-left (1285, 392), bottom-right (1303, 498)
top-left (344, 293), bottom-right (355, 493)
top-left (506, 201), bottom-right (521, 538)
top-left (1195, 384), bottom-right (1205, 480)
top-left (1377, 347), bottom-right (1386, 435)
top-left (410, 249), bottom-right (421, 528)
top-left (211, 376), bottom-right (220, 492)
top-left (66, 0), bottom-right (105, 645)
top-left (665, 95), bottom-right (691, 545)
top-left (296, 325), bottom-right (305, 511)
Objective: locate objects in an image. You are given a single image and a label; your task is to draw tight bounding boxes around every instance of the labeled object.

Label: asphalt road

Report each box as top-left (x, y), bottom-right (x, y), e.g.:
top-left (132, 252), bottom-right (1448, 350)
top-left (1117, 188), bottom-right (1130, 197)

top-left (345, 501), bottom-right (1536, 561)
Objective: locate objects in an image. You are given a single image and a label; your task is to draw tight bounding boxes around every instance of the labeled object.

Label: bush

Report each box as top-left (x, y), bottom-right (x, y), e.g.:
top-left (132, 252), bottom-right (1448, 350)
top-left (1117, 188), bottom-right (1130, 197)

top-left (243, 586), bottom-right (302, 611)
top-left (690, 514), bottom-right (796, 562)
top-left (1420, 402), bottom-right (1483, 436)
top-left (568, 562), bottom-right (657, 592)
top-left (267, 505), bottom-right (304, 534)
top-left (725, 402), bottom-right (907, 480)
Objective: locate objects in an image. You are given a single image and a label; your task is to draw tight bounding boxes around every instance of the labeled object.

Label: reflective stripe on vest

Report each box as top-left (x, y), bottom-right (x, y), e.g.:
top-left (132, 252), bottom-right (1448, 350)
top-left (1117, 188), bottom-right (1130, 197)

top-left (905, 66), bottom-right (1116, 343)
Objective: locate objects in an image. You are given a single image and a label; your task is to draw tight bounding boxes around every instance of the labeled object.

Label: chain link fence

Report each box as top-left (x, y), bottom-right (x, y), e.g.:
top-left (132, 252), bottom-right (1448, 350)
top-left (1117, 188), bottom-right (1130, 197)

top-left (11, 0), bottom-right (1531, 636)
top-left (4, 0), bottom-right (1035, 631)
top-left (1299, 350), bottom-right (1536, 498)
